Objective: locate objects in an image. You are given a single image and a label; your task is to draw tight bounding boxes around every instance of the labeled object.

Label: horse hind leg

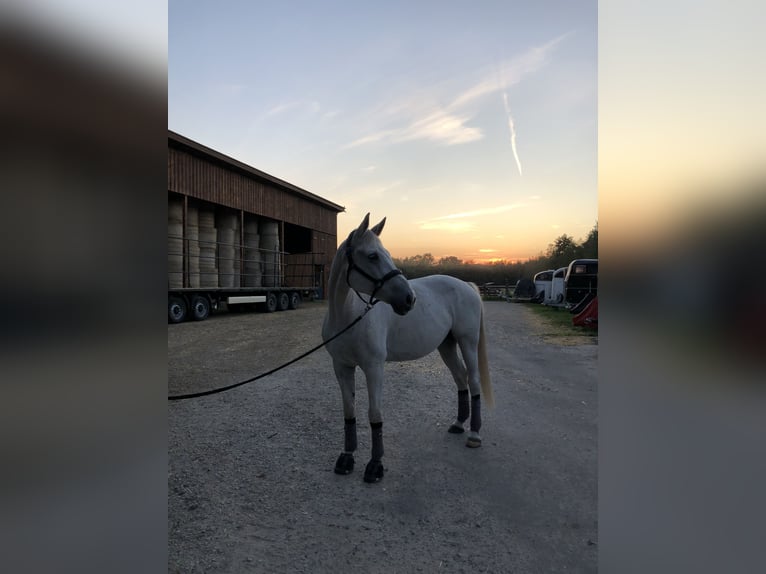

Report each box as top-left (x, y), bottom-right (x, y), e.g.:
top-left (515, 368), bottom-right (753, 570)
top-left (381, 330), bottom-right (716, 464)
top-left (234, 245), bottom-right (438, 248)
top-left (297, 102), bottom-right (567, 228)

top-left (457, 337), bottom-right (483, 448)
top-left (437, 337), bottom-right (470, 435)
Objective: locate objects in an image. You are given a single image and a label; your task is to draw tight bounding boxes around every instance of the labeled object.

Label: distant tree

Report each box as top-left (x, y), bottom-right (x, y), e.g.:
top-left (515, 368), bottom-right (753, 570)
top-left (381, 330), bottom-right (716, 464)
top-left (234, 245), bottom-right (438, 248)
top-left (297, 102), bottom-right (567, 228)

top-left (581, 222), bottom-right (598, 258)
top-left (407, 253), bottom-right (435, 266)
top-left (438, 255), bottom-right (462, 266)
top-left (393, 222), bottom-right (596, 287)
top-left (546, 234), bottom-right (580, 269)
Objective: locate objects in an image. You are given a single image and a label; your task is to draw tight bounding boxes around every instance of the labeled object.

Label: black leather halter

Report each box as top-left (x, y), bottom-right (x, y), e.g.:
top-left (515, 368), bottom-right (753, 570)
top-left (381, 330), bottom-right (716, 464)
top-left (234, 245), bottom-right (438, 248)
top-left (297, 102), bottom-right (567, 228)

top-left (345, 245), bottom-right (403, 307)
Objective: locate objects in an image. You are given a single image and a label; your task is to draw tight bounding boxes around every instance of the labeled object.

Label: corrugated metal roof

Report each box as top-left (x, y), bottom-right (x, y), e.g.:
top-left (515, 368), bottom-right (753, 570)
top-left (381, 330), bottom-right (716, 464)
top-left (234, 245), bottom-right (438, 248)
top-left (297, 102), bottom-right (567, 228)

top-left (168, 130), bottom-right (345, 213)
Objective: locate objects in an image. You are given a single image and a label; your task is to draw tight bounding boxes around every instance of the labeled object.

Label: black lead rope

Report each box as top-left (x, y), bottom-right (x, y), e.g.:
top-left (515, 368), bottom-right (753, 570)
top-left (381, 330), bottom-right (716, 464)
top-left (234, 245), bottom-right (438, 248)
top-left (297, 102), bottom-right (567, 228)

top-left (168, 304), bottom-right (375, 401)
top-left (169, 248), bottom-right (404, 402)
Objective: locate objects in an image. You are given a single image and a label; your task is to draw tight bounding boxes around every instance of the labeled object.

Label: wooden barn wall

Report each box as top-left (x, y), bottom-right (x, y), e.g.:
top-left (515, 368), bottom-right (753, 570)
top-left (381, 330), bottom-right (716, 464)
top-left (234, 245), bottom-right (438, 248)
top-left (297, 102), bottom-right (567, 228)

top-left (168, 146), bottom-right (338, 237)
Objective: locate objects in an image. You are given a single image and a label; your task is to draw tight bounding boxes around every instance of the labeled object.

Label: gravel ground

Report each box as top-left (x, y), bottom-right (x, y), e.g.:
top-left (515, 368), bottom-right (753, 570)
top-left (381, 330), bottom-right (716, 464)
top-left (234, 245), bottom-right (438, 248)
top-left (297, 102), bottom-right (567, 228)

top-left (168, 300), bottom-right (597, 573)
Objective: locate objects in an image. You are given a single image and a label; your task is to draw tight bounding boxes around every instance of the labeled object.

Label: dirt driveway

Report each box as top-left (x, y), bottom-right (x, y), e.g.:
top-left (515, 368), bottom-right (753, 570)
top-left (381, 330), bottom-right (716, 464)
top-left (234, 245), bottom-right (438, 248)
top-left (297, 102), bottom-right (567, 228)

top-left (169, 300), bottom-right (597, 573)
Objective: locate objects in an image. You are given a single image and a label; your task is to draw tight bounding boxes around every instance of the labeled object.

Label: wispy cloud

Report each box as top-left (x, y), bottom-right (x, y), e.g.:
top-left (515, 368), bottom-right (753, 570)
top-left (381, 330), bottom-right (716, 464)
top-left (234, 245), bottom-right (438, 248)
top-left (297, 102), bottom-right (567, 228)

top-left (451, 34), bottom-right (568, 110)
top-left (344, 111), bottom-right (481, 149)
top-left (479, 248), bottom-right (498, 253)
top-left (265, 100), bottom-right (321, 118)
top-left (418, 203), bottom-right (526, 232)
top-left (344, 34), bottom-right (567, 150)
top-left (426, 203), bottom-right (526, 221)
top-left (419, 220), bottom-right (477, 233)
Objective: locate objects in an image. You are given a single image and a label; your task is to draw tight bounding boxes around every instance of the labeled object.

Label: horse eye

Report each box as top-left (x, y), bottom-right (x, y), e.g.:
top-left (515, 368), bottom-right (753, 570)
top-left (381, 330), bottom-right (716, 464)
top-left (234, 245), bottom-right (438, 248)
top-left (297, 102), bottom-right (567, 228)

top-left (367, 252), bottom-right (379, 261)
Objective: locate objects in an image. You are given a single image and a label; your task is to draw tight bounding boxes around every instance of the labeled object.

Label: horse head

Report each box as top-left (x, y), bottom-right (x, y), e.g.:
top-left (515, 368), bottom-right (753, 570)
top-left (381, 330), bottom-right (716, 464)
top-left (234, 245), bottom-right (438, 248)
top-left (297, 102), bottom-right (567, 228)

top-left (344, 213), bottom-right (416, 315)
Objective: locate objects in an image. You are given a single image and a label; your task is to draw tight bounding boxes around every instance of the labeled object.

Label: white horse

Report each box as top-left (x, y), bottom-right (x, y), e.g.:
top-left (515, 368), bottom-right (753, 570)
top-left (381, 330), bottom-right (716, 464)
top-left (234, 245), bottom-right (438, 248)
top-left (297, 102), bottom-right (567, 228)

top-left (322, 213), bottom-right (494, 483)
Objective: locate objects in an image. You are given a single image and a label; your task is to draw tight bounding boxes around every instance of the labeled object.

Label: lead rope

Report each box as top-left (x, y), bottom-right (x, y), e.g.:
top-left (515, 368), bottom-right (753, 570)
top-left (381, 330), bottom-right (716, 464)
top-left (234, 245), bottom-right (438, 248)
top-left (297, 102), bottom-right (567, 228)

top-left (167, 303), bottom-right (376, 401)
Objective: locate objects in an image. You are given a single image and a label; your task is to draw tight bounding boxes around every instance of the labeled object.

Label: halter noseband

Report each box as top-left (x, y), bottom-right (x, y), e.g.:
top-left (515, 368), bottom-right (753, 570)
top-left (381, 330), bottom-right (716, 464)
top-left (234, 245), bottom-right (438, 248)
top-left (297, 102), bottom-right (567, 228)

top-left (345, 245), bottom-right (403, 307)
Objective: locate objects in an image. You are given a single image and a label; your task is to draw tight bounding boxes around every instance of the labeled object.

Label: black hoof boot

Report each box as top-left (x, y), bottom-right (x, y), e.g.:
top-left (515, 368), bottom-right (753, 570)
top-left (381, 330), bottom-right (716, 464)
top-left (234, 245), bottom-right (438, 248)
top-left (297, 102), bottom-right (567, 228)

top-left (334, 452), bottom-right (355, 475)
top-left (448, 423), bottom-right (465, 434)
top-left (363, 459), bottom-right (385, 483)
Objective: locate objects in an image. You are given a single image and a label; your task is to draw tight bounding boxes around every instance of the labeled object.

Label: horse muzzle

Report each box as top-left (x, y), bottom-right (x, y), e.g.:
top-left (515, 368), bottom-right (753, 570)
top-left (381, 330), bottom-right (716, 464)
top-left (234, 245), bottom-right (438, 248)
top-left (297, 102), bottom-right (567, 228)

top-left (392, 291), bottom-right (416, 315)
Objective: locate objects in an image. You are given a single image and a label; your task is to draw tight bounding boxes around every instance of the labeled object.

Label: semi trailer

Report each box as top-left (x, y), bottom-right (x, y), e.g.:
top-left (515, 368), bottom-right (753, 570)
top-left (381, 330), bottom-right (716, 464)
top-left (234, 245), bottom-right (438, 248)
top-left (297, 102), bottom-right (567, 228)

top-left (168, 198), bottom-right (325, 323)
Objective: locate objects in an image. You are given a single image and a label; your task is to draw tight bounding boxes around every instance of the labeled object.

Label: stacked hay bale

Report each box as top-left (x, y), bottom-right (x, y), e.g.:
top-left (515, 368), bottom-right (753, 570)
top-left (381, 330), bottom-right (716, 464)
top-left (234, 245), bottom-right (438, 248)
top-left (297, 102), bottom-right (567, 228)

top-left (198, 208), bottom-right (218, 288)
top-left (243, 218), bottom-right (261, 287)
top-left (168, 198), bottom-right (183, 289)
top-left (260, 220), bottom-right (280, 287)
top-left (186, 204), bottom-right (200, 288)
top-left (216, 211), bottom-right (240, 288)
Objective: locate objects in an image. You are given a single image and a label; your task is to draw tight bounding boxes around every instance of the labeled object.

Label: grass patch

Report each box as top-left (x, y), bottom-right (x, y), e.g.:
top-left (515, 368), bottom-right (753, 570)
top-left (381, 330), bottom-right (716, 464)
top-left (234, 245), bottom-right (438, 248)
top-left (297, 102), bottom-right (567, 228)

top-left (527, 304), bottom-right (598, 340)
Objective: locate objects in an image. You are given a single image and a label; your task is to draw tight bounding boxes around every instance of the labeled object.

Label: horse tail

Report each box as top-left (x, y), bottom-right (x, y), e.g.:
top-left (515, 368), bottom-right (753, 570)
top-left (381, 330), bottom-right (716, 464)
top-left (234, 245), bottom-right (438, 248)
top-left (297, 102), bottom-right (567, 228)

top-left (478, 302), bottom-right (494, 408)
top-left (470, 283), bottom-right (494, 408)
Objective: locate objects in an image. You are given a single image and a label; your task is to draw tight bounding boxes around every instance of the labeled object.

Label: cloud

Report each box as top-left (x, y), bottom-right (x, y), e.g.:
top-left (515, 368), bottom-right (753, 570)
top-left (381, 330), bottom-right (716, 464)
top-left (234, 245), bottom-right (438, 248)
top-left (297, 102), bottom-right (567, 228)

top-left (399, 110), bottom-right (483, 146)
top-left (451, 33), bottom-right (568, 110)
top-left (427, 203), bottom-right (526, 221)
top-left (479, 248), bottom-right (498, 253)
top-left (344, 111), bottom-right (481, 149)
top-left (418, 203), bottom-right (526, 233)
top-left (344, 34), bottom-right (567, 150)
top-left (419, 220), bottom-right (477, 233)
top-left (265, 100), bottom-right (321, 118)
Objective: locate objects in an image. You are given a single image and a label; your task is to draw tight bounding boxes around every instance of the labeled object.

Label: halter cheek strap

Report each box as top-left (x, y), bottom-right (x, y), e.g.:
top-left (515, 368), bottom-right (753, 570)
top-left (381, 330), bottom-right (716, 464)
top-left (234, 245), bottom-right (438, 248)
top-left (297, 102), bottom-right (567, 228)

top-left (345, 247), bottom-right (403, 307)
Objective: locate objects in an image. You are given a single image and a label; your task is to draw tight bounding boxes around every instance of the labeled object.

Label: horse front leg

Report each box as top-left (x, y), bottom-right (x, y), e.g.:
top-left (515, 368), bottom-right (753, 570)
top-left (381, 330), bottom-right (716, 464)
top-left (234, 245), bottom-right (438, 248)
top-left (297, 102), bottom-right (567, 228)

top-left (362, 363), bottom-right (386, 483)
top-left (333, 362), bottom-right (357, 475)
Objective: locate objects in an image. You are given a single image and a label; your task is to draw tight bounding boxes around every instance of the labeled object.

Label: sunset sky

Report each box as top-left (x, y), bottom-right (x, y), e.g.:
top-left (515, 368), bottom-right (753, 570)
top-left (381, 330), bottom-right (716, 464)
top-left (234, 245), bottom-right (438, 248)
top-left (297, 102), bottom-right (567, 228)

top-left (169, 1), bottom-right (596, 262)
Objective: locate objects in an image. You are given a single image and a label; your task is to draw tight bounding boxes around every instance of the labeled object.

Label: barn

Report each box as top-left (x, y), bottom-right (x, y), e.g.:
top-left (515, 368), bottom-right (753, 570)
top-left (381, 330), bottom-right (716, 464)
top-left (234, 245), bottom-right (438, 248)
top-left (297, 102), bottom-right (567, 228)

top-left (168, 130), bottom-right (344, 321)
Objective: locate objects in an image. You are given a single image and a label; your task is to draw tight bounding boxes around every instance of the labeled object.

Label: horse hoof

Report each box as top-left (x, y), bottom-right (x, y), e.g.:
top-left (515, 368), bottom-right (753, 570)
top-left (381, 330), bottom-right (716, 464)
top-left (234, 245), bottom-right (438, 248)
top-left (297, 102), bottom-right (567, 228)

top-left (448, 424), bottom-right (465, 434)
top-left (465, 432), bottom-right (482, 448)
top-left (334, 452), bottom-right (355, 475)
top-left (363, 459), bottom-right (385, 483)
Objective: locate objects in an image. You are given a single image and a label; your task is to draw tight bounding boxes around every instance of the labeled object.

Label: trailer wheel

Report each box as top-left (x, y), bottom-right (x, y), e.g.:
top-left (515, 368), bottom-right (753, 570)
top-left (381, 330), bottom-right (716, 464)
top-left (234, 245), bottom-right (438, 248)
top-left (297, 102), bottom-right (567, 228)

top-left (277, 292), bottom-right (290, 311)
top-left (288, 291), bottom-right (301, 310)
top-left (168, 296), bottom-right (187, 323)
top-left (264, 292), bottom-right (278, 313)
top-left (190, 295), bottom-right (210, 321)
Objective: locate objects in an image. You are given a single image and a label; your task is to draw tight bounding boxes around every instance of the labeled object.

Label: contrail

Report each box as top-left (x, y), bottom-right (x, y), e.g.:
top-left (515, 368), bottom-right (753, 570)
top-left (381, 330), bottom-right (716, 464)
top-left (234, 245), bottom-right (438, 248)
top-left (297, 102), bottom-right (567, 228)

top-left (502, 92), bottom-right (523, 176)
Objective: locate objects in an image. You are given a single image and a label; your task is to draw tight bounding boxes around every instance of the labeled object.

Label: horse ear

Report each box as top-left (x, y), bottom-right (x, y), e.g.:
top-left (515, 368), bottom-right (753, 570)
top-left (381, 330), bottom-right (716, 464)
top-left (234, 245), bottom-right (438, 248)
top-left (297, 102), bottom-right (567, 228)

top-left (357, 213), bottom-right (371, 235)
top-left (370, 217), bottom-right (386, 236)
top-left (347, 213), bottom-right (370, 247)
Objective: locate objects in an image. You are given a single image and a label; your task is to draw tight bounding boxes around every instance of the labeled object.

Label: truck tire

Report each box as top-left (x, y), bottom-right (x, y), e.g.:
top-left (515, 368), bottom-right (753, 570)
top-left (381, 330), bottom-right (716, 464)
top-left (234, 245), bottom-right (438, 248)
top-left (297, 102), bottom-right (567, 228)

top-left (277, 292), bottom-right (290, 311)
top-left (168, 296), bottom-right (187, 323)
top-left (288, 291), bottom-right (301, 310)
top-left (264, 291), bottom-right (278, 313)
top-left (190, 294), bottom-right (210, 321)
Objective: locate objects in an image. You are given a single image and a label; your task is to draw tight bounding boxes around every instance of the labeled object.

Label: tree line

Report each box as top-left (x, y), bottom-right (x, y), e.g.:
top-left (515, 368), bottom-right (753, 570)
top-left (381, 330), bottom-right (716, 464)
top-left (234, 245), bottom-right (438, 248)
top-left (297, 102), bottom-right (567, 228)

top-left (393, 222), bottom-right (597, 286)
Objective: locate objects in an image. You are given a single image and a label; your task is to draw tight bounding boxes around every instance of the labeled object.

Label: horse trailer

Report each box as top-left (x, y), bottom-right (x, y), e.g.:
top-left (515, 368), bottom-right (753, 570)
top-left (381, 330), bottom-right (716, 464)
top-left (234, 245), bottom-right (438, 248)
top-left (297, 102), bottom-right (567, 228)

top-left (548, 267), bottom-right (568, 305)
top-left (168, 131), bottom-right (344, 323)
top-left (564, 259), bottom-right (598, 305)
top-left (533, 269), bottom-right (554, 303)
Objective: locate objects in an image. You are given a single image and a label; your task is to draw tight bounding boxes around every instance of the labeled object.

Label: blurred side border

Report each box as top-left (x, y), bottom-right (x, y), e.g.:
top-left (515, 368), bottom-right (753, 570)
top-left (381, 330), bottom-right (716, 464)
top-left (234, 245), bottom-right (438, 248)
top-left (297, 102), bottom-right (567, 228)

top-left (1, 5), bottom-right (167, 574)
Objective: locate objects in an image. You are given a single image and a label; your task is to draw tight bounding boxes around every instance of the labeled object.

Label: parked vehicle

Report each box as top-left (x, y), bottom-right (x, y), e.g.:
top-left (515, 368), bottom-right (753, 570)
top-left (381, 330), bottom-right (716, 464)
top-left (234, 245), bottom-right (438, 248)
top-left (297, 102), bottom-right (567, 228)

top-left (548, 267), bottom-right (567, 305)
top-left (168, 226), bottom-right (322, 323)
top-left (533, 270), bottom-right (554, 302)
top-left (564, 259), bottom-right (598, 305)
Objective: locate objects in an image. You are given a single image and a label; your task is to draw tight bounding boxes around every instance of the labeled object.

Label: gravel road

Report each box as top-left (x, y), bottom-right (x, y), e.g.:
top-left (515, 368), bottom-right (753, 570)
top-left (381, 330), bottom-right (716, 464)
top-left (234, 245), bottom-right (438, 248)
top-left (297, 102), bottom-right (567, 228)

top-left (169, 300), bottom-right (597, 573)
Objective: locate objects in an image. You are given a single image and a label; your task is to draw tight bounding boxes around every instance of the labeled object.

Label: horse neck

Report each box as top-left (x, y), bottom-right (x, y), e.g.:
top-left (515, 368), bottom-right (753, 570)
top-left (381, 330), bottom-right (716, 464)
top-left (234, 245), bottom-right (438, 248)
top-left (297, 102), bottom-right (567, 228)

top-left (327, 241), bottom-right (354, 323)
